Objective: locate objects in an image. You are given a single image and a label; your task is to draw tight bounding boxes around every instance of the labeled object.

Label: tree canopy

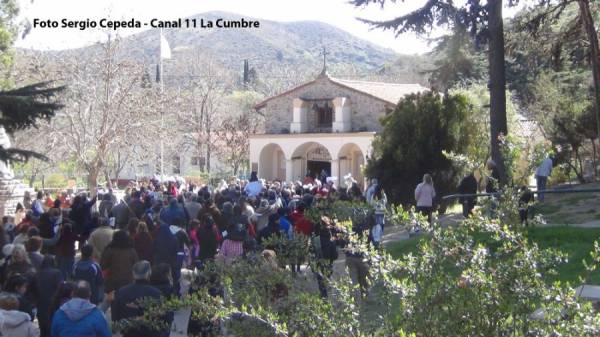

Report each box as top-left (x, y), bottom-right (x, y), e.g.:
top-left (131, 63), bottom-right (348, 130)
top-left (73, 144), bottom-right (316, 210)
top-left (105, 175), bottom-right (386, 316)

top-left (0, 0), bottom-right (64, 164)
top-left (352, 0), bottom-right (511, 185)
top-left (366, 91), bottom-right (476, 205)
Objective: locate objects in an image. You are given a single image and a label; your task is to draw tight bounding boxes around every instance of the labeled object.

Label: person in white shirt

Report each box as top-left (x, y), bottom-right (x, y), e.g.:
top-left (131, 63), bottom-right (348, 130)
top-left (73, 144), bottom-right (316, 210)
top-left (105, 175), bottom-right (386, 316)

top-left (414, 174), bottom-right (436, 223)
top-left (244, 171), bottom-right (263, 198)
top-left (535, 156), bottom-right (553, 202)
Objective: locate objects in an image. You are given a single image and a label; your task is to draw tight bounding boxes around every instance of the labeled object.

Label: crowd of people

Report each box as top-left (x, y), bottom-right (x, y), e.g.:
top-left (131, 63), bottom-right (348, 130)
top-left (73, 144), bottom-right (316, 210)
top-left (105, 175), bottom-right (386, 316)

top-left (0, 170), bottom-right (390, 337)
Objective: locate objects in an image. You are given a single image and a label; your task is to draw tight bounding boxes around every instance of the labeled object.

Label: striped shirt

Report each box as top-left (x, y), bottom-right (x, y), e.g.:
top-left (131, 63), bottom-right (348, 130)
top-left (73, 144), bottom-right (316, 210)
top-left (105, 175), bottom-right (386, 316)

top-left (220, 239), bottom-right (244, 259)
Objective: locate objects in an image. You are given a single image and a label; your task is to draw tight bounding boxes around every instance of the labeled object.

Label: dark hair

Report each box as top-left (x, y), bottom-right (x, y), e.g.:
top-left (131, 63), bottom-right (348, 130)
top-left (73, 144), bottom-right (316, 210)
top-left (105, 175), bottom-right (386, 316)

top-left (268, 214), bottom-right (280, 228)
top-left (109, 230), bottom-right (133, 249)
top-left (25, 236), bottom-right (43, 252)
top-left (61, 222), bottom-right (73, 235)
top-left (81, 244), bottom-right (93, 259)
top-left (4, 274), bottom-right (28, 292)
top-left (27, 226), bottom-right (39, 237)
top-left (41, 255), bottom-right (56, 269)
top-left (73, 280), bottom-right (91, 299)
top-left (37, 191), bottom-right (44, 199)
top-left (49, 281), bottom-right (75, 320)
top-left (150, 263), bottom-right (172, 285)
top-left (374, 184), bottom-right (384, 200)
top-left (71, 195), bottom-right (82, 208)
top-left (0, 222), bottom-right (6, 250)
top-left (202, 214), bottom-right (215, 228)
top-left (233, 204), bottom-right (242, 216)
top-left (277, 207), bottom-right (289, 217)
top-left (127, 217), bottom-right (139, 236)
top-left (16, 203), bottom-right (23, 211)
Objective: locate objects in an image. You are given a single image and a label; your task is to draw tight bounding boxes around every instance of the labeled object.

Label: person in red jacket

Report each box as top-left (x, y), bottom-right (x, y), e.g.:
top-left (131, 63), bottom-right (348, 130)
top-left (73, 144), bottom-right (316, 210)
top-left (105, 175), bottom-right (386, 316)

top-left (288, 202), bottom-right (313, 273)
top-left (290, 202), bottom-right (313, 237)
top-left (55, 222), bottom-right (82, 279)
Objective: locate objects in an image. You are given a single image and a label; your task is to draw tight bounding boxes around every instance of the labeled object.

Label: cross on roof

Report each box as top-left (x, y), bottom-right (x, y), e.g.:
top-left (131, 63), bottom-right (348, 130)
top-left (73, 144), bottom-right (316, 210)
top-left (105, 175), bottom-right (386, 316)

top-left (320, 46), bottom-right (328, 75)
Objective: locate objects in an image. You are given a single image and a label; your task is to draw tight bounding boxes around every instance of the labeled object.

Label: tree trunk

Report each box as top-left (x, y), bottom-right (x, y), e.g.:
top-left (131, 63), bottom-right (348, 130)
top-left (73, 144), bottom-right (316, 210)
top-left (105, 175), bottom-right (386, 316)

top-left (488, 0), bottom-right (508, 186)
top-left (591, 138), bottom-right (597, 179)
top-left (572, 146), bottom-right (586, 183)
top-left (87, 168), bottom-right (99, 196)
top-left (233, 162), bottom-right (239, 176)
top-left (206, 142), bottom-right (211, 173)
top-left (578, 0), bottom-right (600, 178)
top-left (104, 169), bottom-right (113, 190)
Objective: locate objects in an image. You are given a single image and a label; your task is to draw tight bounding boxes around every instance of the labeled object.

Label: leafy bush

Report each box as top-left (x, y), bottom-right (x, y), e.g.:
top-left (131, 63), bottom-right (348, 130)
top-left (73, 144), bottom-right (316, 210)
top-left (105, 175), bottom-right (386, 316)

top-left (365, 91), bottom-right (477, 206)
top-left (117, 202), bottom-right (600, 337)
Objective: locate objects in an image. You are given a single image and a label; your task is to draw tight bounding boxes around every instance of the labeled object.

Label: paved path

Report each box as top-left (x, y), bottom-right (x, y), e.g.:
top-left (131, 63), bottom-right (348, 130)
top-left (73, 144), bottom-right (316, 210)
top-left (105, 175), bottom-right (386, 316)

top-left (115, 221), bottom-right (434, 336)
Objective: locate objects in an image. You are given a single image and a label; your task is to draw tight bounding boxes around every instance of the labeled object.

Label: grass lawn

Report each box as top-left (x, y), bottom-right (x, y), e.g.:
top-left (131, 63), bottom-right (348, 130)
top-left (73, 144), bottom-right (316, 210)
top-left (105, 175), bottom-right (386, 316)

top-left (386, 226), bottom-right (600, 285)
top-left (533, 182), bottom-right (600, 224)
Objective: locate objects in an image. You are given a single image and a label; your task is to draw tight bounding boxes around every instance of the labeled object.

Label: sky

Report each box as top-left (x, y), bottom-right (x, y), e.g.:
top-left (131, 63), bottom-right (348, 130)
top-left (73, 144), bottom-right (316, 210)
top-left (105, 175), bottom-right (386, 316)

top-left (15, 0), bottom-right (526, 55)
top-left (14, 0), bottom-right (444, 55)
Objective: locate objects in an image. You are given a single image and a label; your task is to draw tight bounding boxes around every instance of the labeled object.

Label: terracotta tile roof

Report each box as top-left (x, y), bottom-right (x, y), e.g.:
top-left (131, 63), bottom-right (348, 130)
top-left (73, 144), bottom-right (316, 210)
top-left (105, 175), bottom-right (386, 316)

top-left (253, 74), bottom-right (429, 109)
top-left (329, 78), bottom-right (429, 105)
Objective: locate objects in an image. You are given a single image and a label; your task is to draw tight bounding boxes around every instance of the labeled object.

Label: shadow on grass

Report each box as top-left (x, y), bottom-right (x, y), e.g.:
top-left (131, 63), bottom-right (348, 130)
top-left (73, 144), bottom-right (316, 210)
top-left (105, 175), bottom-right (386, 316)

top-left (385, 226), bottom-right (600, 285)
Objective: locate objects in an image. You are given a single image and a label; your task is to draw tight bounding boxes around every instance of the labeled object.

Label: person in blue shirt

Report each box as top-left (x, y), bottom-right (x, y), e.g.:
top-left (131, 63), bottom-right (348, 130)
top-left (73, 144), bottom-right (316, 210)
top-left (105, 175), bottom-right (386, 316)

top-left (278, 207), bottom-right (292, 239)
top-left (159, 198), bottom-right (186, 226)
top-left (51, 280), bottom-right (111, 337)
top-left (31, 191), bottom-right (45, 218)
top-left (71, 245), bottom-right (103, 304)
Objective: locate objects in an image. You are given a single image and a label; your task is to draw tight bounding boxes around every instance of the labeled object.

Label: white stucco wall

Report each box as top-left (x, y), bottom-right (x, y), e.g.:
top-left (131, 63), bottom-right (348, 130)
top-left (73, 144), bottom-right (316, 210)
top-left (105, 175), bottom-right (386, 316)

top-left (249, 132), bottom-right (374, 184)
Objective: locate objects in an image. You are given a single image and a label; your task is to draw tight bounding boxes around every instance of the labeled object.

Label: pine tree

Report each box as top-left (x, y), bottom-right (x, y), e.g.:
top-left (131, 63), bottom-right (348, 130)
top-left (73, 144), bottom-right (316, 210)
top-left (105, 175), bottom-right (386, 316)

top-left (0, 81), bottom-right (64, 162)
top-left (351, 0), bottom-right (511, 185)
top-left (0, 0), bottom-right (65, 164)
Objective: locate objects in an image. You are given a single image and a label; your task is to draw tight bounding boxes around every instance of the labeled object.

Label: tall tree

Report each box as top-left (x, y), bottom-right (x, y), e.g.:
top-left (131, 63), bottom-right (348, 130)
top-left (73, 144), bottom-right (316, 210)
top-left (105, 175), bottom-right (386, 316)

top-left (176, 53), bottom-right (229, 174)
top-left (50, 36), bottom-right (159, 189)
top-left (515, 0), bottom-right (600, 175)
top-left (427, 28), bottom-right (487, 92)
top-left (351, 0), bottom-right (511, 185)
top-left (0, 0), bottom-right (64, 164)
top-left (216, 90), bottom-right (265, 176)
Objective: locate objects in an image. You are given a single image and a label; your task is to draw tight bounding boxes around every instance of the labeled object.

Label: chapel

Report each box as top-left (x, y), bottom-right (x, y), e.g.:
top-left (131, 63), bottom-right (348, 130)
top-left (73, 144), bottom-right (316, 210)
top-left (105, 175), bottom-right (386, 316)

top-left (249, 67), bottom-right (428, 187)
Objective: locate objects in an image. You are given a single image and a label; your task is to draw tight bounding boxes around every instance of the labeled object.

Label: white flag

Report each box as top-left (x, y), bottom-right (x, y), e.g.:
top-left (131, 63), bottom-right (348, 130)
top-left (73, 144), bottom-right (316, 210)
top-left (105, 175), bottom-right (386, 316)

top-left (160, 31), bottom-right (171, 59)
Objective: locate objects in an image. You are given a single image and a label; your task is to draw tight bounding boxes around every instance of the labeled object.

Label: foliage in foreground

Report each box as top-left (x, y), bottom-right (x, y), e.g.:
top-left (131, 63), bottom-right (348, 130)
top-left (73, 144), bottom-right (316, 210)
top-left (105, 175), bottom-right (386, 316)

top-left (119, 204), bottom-right (600, 337)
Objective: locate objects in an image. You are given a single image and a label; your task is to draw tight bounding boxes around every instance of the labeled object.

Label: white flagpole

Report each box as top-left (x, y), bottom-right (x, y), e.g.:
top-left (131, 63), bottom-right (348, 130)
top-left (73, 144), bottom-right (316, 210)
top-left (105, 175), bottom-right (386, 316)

top-left (159, 28), bottom-right (165, 178)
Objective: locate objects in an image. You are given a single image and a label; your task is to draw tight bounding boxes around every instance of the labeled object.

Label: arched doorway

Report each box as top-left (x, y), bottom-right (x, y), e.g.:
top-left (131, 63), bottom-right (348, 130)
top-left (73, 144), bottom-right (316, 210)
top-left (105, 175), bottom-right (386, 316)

top-left (338, 143), bottom-right (365, 188)
top-left (291, 142), bottom-right (332, 181)
top-left (259, 143), bottom-right (286, 181)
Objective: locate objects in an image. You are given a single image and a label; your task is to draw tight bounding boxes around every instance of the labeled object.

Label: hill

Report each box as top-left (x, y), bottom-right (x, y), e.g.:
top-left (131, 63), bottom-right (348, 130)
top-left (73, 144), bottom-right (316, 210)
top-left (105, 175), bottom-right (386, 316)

top-left (18, 11), bottom-right (431, 90)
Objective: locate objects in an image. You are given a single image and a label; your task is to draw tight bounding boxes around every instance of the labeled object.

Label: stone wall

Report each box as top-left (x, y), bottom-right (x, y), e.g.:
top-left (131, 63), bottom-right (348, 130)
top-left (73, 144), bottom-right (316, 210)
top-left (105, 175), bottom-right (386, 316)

top-left (262, 76), bottom-right (389, 134)
top-left (0, 178), bottom-right (32, 217)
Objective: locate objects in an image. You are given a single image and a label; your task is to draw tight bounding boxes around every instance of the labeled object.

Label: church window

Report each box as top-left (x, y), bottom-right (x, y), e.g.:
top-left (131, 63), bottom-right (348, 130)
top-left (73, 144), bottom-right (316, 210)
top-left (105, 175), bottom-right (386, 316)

top-left (313, 101), bottom-right (333, 127)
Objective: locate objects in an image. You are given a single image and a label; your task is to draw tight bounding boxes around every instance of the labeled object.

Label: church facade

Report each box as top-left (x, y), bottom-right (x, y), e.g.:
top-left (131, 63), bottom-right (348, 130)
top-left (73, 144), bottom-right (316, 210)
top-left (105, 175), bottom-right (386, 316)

top-left (249, 70), bottom-right (428, 187)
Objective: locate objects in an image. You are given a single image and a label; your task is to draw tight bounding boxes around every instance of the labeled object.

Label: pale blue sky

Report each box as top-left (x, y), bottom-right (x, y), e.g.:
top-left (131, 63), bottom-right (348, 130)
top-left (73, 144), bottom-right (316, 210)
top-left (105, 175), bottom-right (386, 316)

top-left (16, 0), bottom-right (525, 55)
